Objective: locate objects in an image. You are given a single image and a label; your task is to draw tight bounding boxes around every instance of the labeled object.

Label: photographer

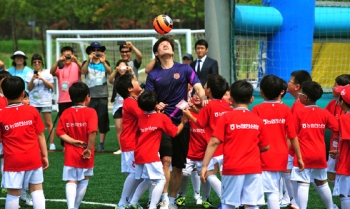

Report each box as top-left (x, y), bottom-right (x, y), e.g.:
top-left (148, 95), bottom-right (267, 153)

top-left (82, 42), bottom-right (112, 153)
top-left (119, 41), bottom-right (142, 78)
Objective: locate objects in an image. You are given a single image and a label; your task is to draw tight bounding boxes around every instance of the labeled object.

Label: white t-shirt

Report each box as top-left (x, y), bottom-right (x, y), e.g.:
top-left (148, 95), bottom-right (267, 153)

top-left (25, 69), bottom-right (54, 107)
top-left (112, 93), bottom-right (124, 115)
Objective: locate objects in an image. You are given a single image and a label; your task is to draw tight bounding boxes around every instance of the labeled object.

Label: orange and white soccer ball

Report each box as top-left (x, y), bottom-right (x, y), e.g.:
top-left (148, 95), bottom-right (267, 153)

top-left (153, 14), bottom-right (173, 35)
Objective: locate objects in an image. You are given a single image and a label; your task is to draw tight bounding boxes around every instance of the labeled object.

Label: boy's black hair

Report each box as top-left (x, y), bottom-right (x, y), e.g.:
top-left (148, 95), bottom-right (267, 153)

top-left (138, 90), bottom-right (158, 112)
top-left (0, 71), bottom-right (11, 81)
top-left (119, 44), bottom-right (133, 52)
top-left (60, 46), bottom-right (74, 54)
top-left (206, 74), bottom-right (227, 99)
top-left (335, 74), bottom-right (350, 86)
top-left (301, 81), bottom-right (323, 102)
top-left (339, 96), bottom-right (350, 109)
top-left (291, 70), bottom-right (312, 85)
top-left (225, 82), bottom-right (230, 91)
top-left (2, 76), bottom-right (25, 100)
top-left (24, 91), bottom-right (29, 99)
top-left (195, 39), bottom-right (209, 49)
top-left (230, 80), bottom-right (253, 104)
top-left (260, 75), bottom-right (283, 100)
top-left (69, 82), bottom-right (90, 104)
top-left (111, 60), bottom-right (130, 103)
top-left (152, 36), bottom-right (175, 55)
top-left (115, 72), bottom-right (134, 99)
top-left (281, 78), bottom-right (288, 98)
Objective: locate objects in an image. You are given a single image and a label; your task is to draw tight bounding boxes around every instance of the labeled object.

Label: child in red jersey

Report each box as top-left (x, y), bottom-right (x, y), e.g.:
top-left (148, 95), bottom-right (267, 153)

top-left (330, 84), bottom-right (350, 209)
top-left (183, 74), bottom-right (232, 207)
top-left (56, 82), bottom-right (98, 209)
top-left (0, 76), bottom-right (48, 209)
top-left (252, 75), bottom-right (304, 209)
top-left (128, 90), bottom-right (187, 209)
top-left (202, 80), bottom-right (269, 209)
top-left (290, 81), bottom-right (338, 209)
top-left (325, 74), bottom-right (350, 189)
top-left (114, 72), bottom-right (144, 209)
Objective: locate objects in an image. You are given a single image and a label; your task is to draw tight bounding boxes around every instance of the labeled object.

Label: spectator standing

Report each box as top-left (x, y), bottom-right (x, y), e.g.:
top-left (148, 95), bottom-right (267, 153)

top-left (8, 51), bottom-right (32, 91)
top-left (119, 41), bottom-right (142, 78)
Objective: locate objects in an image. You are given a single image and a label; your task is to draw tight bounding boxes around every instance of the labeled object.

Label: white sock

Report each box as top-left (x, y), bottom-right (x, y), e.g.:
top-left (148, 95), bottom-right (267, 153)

top-left (207, 175), bottom-right (221, 197)
top-left (119, 173), bottom-right (140, 205)
top-left (267, 192), bottom-right (280, 209)
top-left (169, 197), bottom-right (175, 204)
top-left (31, 190), bottom-right (45, 209)
top-left (66, 183), bottom-right (77, 209)
top-left (150, 179), bottom-right (166, 209)
top-left (311, 181), bottom-right (319, 193)
top-left (297, 183), bottom-right (310, 209)
top-left (279, 177), bottom-right (284, 199)
top-left (282, 173), bottom-right (294, 201)
top-left (245, 206), bottom-right (259, 209)
top-left (178, 174), bottom-right (189, 197)
top-left (74, 179), bottom-right (89, 209)
top-left (148, 183), bottom-right (156, 201)
top-left (161, 193), bottom-right (168, 202)
top-left (341, 197), bottom-right (350, 209)
top-left (329, 180), bottom-right (335, 188)
top-left (201, 181), bottom-right (211, 200)
top-left (130, 179), bottom-right (151, 205)
top-left (282, 181), bottom-right (290, 201)
top-left (316, 183), bottom-right (333, 209)
top-left (291, 179), bottom-right (299, 207)
top-left (5, 194), bottom-right (19, 209)
top-left (191, 171), bottom-right (201, 196)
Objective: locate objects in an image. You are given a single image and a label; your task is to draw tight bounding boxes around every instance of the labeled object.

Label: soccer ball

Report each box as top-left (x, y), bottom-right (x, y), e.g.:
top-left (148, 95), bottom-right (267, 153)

top-left (153, 14), bottom-right (173, 35)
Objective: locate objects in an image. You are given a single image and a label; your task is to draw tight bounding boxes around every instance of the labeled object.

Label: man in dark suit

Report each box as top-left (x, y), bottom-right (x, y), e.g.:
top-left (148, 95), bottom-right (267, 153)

top-left (190, 39), bottom-right (219, 86)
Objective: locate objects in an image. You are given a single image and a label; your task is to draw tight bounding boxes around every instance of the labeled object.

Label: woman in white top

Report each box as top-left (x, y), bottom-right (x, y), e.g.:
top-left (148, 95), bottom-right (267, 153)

top-left (26, 54), bottom-right (55, 150)
top-left (109, 60), bottom-right (134, 155)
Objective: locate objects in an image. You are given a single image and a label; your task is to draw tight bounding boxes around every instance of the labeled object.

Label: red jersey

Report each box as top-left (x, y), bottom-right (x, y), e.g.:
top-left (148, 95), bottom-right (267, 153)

top-left (336, 113), bottom-right (350, 176)
top-left (0, 104), bottom-right (45, 171)
top-left (213, 108), bottom-right (269, 175)
top-left (0, 93), bottom-right (8, 143)
top-left (196, 99), bottom-right (232, 157)
top-left (325, 100), bottom-right (343, 151)
top-left (135, 112), bottom-right (178, 164)
top-left (293, 106), bottom-right (338, 168)
top-left (252, 101), bottom-right (296, 171)
top-left (120, 97), bottom-right (143, 152)
top-left (187, 110), bottom-right (210, 161)
top-left (289, 99), bottom-right (305, 156)
top-left (56, 106), bottom-right (98, 169)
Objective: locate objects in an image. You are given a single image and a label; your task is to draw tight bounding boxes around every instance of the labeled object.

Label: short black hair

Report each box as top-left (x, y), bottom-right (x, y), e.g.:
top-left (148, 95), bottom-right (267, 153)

top-left (153, 36), bottom-right (175, 54)
top-left (230, 80), bottom-right (253, 104)
top-left (195, 39), bottom-right (208, 49)
top-left (0, 71), bottom-right (11, 81)
top-left (115, 72), bottom-right (134, 99)
top-left (24, 91), bottom-right (29, 99)
top-left (138, 90), bottom-right (157, 112)
top-left (2, 76), bottom-right (25, 100)
top-left (119, 44), bottom-right (132, 52)
top-left (60, 46), bottom-right (74, 54)
top-left (260, 75), bottom-right (283, 100)
top-left (291, 70), bottom-right (312, 85)
top-left (281, 78), bottom-right (288, 98)
top-left (301, 81), bottom-right (323, 102)
top-left (31, 53), bottom-right (44, 66)
top-left (335, 74), bottom-right (350, 86)
top-left (339, 95), bottom-right (350, 109)
top-left (69, 82), bottom-right (90, 104)
top-left (111, 60), bottom-right (130, 103)
top-left (12, 57), bottom-right (27, 67)
top-left (115, 59), bottom-right (129, 69)
top-left (206, 74), bottom-right (227, 99)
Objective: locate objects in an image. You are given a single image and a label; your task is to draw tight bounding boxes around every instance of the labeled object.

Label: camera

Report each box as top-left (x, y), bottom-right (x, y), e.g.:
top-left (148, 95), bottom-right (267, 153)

top-left (117, 41), bottom-right (126, 45)
top-left (34, 70), bottom-right (38, 75)
top-left (65, 55), bottom-right (71, 60)
top-left (58, 61), bottom-right (64, 69)
top-left (95, 52), bottom-right (101, 57)
top-left (140, 83), bottom-right (146, 89)
top-left (120, 66), bottom-right (127, 70)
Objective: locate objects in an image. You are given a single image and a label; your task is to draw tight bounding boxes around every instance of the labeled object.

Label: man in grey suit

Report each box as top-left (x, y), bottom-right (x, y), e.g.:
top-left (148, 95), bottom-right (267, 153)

top-left (190, 39), bottom-right (219, 86)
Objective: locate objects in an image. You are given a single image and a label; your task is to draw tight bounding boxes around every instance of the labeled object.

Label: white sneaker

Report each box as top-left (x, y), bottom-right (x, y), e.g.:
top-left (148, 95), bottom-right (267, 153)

top-left (169, 203), bottom-right (178, 209)
top-left (20, 193), bottom-right (33, 206)
top-left (49, 143), bottom-right (56, 150)
top-left (113, 149), bottom-right (122, 155)
top-left (159, 200), bottom-right (169, 209)
top-left (280, 198), bottom-right (290, 207)
top-left (195, 196), bottom-right (203, 205)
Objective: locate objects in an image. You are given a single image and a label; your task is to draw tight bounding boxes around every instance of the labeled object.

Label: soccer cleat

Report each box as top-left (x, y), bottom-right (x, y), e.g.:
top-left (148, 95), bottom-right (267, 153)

top-left (20, 193), bottom-right (33, 206)
top-left (217, 203), bottom-right (222, 209)
top-left (159, 200), bottom-right (169, 209)
top-left (49, 143), bottom-right (56, 150)
top-left (285, 204), bottom-right (297, 209)
top-left (129, 204), bottom-right (143, 209)
top-left (202, 199), bottom-right (215, 209)
top-left (113, 149), bottom-right (122, 155)
top-left (169, 203), bottom-right (178, 209)
top-left (97, 144), bottom-right (104, 153)
top-left (115, 204), bottom-right (129, 209)
top-left (1, 188), bottom-right (7, 193)
top-left (195, 196), bottom-right (203, 205)
top-left (175, 196), bottom-right (186, 206)
top-left (329, 203), bottom-right (339, 209)
top-left (147, 200), bottom-right (151, 208)
top-left (280, 198), bottom-right (290, 207)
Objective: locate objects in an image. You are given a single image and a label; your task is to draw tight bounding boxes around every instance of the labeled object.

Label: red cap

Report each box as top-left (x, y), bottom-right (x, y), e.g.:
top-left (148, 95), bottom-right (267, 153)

top-left (335, 85), bottom-right (350, 104)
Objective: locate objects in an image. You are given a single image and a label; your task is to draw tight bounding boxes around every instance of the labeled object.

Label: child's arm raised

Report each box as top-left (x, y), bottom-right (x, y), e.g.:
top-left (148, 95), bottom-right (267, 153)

top-left (82, 132), bottom-right (97, 159)
top-left (176, 115), bottom-right (189, 135)
top-left (38, 132), bottom-right (49, 170)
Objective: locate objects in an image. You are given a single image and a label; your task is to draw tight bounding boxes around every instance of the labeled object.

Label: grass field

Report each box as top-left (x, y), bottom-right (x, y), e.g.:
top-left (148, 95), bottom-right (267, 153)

top-left (0, 112), bottom-right (342, 208)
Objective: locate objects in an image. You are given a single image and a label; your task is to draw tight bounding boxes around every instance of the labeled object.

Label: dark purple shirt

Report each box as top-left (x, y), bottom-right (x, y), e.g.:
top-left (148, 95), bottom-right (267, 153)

top-left (145, 62), bottom-right (200, 125)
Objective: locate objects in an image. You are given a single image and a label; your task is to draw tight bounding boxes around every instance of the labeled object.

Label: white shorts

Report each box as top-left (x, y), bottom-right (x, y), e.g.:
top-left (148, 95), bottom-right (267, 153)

top-left (62, 166), bottom-right (93, 181)
top-left (287, 154), bottom-right (294, 170)
top-left (121, 151), bottom-right (135, 174)
top-left (208, 155), bottom-right (223, 172)
top-left (2, 167), bottom-right (43, 190)
top-left (333, 174), bottom-right (350, 197)
top-left (291, 167), bottom-right (327, 182)
top-left (182, 159), bottom-right (203, 176)
top-left (135, 162), bottom-right (165, 180)
top-left (262, 171), bottom-right (282, 193)
top-left (221, 174), bottom-right (265, 207)
top-left (327, 154), bottom-right (336, 173)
